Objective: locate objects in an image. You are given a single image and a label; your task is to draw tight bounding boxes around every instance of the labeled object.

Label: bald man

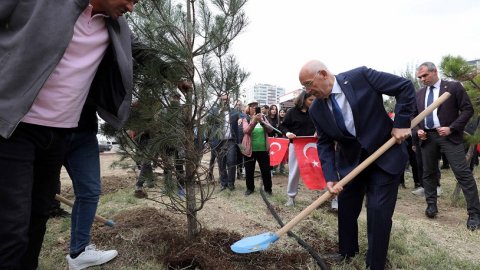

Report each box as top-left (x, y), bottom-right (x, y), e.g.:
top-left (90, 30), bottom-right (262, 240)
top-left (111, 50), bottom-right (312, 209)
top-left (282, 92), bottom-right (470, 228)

top-left (299, 60), bottom-right (415, 270)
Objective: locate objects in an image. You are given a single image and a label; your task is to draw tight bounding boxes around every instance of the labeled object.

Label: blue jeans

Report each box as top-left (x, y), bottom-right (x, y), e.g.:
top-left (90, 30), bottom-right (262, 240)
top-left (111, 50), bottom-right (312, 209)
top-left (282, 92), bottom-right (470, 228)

top-left (63, 131), bottom-right (101, 255)
top-left (0, 123), bottom-right (66, 269)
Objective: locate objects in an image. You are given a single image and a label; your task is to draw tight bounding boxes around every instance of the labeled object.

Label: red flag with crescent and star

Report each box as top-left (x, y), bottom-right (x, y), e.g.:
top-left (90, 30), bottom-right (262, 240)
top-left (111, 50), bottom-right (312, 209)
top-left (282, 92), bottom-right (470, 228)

top-left (267, 138), bottom-right (289, 166)
top-left (293, 137), bottom-right (326, 190)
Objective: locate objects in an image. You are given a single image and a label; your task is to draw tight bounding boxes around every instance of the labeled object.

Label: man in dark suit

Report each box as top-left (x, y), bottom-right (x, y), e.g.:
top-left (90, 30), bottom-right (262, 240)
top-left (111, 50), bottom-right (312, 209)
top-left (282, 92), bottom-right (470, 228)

top-left (299, 60), bottom-right (415, 270)
top-left (208, 95), bottom-right (240, 191)
top-left (415, 62), bottom-right (480, 230)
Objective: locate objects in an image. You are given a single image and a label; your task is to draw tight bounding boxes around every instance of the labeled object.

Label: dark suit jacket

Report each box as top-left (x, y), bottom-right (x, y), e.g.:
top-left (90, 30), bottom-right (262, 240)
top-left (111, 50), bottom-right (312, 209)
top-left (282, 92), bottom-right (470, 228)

top-left (309, 66), bottom-right (416, 182)
top-left (208, 106), bottom-right (240, 147)
top-left (415, 80), bottom-right (473, 144)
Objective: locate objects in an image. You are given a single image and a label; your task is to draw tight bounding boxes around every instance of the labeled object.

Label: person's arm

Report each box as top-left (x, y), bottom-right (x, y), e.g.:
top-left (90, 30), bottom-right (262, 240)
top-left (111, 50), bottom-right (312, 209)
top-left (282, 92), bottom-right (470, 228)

top-left (0, 0), bottom-right (17, 21)
top-left (449, 82), bottom-right (474, 132)
top-left (243, 117), bottom-right (255, 135)
top-left (316, 127), bottom-right (340, 194)
top-left (260, 115), bottom-right (273, 134)
top-left (362, 67), bottom-right (416, 143)
top-left (279, 109), bottom-right (294, 138)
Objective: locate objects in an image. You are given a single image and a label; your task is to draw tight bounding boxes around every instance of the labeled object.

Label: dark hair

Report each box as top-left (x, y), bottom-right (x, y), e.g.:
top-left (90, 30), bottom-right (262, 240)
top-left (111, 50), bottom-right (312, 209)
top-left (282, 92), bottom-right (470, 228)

top-left (294, 90), bottom-right (313, 110)
top-left (267, 105), bottom-right (279, 127)
top-left (262, 105), bottom-right (269, 110)
top-left (268, 105), bottom-right (278, 116)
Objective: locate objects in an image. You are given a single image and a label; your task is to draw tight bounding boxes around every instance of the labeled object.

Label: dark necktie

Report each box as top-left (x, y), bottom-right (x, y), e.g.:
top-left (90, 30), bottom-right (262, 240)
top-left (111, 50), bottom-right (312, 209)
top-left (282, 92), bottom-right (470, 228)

top-left (329, 94), bottom-right (351, 136)
top-left (425, 86), bottom-right (435, 129)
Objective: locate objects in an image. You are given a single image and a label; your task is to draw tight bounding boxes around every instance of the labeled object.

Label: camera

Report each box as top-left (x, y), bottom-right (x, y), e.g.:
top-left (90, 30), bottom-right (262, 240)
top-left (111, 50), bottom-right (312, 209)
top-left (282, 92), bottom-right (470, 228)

top-left (255, 107), bottom-right (261, 114)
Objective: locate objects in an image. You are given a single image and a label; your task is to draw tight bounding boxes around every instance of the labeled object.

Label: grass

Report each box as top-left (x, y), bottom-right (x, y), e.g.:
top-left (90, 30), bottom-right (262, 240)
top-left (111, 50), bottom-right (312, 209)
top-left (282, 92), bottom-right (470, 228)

top-left (38, 156), bottom-right (480, 269)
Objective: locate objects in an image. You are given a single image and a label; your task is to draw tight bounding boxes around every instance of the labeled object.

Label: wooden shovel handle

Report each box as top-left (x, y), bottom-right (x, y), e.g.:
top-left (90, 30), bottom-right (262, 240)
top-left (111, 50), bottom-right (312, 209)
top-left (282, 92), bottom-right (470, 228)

top-left (55, 194), bottom-right (115, 227)
top-left (276, 92), bottom-right (451, 237)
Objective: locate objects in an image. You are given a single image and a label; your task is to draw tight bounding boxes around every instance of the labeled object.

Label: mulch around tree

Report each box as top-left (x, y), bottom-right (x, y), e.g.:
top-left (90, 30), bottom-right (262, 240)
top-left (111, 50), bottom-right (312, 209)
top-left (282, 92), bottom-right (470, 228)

top-left (92, 207), bottom-right (338, 269)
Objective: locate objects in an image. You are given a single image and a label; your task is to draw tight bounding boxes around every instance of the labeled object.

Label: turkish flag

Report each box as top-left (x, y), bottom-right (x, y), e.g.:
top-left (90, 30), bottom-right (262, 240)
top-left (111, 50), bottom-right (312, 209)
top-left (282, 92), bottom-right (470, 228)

top-left (268, 138), bottom-right (289, 166)
top-left (293, 137), bottom-right (326, 190)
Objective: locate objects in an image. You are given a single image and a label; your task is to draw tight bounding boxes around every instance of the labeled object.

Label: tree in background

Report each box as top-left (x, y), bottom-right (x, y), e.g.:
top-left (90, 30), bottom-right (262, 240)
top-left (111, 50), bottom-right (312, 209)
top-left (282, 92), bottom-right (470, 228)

top-left (439, 55), bottom-right (480, 199)
top-left (440, 55), bottom-right (480, 144)
top-left (104, 0), bottom-right (249, 238)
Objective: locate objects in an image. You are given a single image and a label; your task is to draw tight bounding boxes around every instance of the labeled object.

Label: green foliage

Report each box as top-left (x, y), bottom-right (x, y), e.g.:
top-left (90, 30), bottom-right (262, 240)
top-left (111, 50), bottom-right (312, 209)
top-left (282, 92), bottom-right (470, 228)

top-left (116, 0), bottom-right (250, 237)
top-left (440, 55), bottom-right (477, 83)
top-left (440, 55), bottom-right (480, 145)
top-left (400, 64), bottom-right (422, 90)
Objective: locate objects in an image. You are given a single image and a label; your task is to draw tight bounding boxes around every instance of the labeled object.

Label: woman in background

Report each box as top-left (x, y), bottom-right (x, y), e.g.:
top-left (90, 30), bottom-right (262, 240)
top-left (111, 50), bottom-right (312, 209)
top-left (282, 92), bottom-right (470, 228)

top-left (279, 91), bottom-right (316, 206)
top-left (241, 100), bottom-right (273, 196)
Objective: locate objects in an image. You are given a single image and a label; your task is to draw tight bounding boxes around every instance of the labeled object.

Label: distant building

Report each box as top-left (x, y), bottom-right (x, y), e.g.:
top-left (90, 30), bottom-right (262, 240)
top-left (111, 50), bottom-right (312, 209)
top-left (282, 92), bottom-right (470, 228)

top-left (279, 88), bottom-right (303, 111)
top-left (246, 84), bottom-right (285, 106)
top-left (467, 59), bottom-right (480, 72)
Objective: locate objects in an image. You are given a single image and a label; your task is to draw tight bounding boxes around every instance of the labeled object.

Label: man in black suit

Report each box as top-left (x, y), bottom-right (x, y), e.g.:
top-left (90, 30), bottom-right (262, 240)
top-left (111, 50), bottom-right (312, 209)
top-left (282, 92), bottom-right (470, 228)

top-left (415, 62), bottom-right (480, 230)
top-left (208, 95), bottom-right (240, 191)
top-left (299, 60), bottom-right (415, 270)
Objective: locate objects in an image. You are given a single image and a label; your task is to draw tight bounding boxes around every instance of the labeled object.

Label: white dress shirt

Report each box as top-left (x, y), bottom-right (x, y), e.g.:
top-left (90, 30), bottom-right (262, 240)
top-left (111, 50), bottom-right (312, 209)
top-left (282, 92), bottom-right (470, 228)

top-left (328, 78), bottom-right (356, 136)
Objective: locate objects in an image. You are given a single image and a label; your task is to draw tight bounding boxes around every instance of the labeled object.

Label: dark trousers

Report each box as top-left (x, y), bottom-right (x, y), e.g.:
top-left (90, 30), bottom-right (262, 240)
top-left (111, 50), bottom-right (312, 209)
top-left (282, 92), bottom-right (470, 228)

top-left (414, 137), bottom-right (441, 188)
top-left (213, 139), bottom-right (237, 187)
top-left (421, 132), bottom-right (480, 215)
top-left (0, 123), bottom-right (66, 270)
top-left (208, 146), bottom-right (217, 179)
top-left (164, 148), bottom-right (185, 187)
top-left (135, 161), bottom-right (153, 188)
top-left (244, 151), bottom-right (272, 192)
top-left (407, 138), bottom-right (421, 186)
top-left (236, 147), bottom-right (244, 175)
top-left (338, 163), bottom-right (400, 270)
top-left (400, 137), bottom-right (421, 187)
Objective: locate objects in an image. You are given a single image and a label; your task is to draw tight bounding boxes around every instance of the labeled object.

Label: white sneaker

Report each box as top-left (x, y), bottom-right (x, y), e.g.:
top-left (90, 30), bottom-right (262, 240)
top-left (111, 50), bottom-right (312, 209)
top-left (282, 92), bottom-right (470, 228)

top-left (411, 187), bottom-right (425, 196)
top-left (67, 244), bottom-right (118, 270)
top-left (284, 197), bottom-right (295, 207)
top-left (331, 196), bottom-right (338, 211)
top-left (437, 186), bottom-right (442, 197)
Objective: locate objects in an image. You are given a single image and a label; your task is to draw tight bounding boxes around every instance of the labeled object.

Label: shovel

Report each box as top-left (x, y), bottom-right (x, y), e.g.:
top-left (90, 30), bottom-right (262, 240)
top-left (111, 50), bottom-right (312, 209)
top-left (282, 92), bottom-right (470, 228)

top-left (55, 194), bottom-right (116, 227)
top-left (231, 92), bottom-right (451, 253)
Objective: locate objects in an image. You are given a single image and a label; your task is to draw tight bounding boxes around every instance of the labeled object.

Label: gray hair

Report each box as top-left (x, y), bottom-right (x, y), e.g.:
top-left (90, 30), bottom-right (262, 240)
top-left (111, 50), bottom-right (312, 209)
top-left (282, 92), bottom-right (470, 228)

top-left (417, 62), bottom-right (437, 72)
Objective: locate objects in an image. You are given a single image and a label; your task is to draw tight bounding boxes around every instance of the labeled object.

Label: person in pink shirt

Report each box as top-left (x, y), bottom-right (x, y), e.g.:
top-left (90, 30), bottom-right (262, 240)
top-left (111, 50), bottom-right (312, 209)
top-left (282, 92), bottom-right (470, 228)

top-left (0, 1), bottom-right (141, 269)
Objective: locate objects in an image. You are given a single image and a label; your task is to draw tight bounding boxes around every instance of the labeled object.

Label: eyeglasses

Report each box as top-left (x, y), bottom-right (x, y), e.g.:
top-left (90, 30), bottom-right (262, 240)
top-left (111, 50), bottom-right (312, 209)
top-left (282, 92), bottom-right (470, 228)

top-left (303, 71), bottom-right (319, 88)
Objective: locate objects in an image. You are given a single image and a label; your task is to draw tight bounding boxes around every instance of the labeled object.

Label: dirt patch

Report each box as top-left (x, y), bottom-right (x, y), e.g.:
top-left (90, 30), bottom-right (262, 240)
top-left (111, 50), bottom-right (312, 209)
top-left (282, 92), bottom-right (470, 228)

top-left (65, 154), bottom-right (480, 269)
top-left (101, 174), bottom-right (137, 194)
top-left (92, 207), bottom-right (325, 270)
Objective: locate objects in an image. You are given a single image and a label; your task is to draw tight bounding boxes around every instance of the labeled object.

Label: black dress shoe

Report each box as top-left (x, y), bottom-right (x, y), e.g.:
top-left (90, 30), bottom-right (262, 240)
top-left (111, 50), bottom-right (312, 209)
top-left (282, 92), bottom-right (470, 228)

top-left (467, 214), bottom-right (480, 231)
top-left (49, 207), bottom-right (70, 218)
top-left (220, 185), bottom-right (227, 191)
top-left (228, 184), bottom-right (235, 191)
top-left (425, 204), bottom-right (438, 218)
top-left (134, 189), bottom-right (148, 198)
top-left (244, 189), bottom-right (254, 196)
top-left (322, 253), bottom-right (352, 263)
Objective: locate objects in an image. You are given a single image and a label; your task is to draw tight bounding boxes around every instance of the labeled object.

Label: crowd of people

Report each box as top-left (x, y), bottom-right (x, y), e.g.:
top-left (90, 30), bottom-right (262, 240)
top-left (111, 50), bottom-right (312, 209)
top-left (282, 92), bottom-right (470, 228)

top-left (199, 60), bottom-right (480, 270)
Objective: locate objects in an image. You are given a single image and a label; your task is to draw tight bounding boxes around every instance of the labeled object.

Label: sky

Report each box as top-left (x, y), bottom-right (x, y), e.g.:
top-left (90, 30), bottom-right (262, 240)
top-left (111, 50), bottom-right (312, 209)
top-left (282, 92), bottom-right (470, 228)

top-left (230, 0), bottom-right (480, 92)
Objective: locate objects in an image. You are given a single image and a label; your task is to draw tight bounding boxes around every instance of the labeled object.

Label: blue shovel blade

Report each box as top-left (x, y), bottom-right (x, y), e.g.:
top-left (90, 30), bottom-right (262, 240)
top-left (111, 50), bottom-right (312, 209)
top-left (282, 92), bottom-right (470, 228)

top-left (230, 232), bottom-right (280, 253)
